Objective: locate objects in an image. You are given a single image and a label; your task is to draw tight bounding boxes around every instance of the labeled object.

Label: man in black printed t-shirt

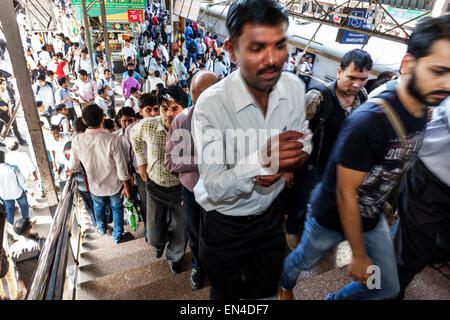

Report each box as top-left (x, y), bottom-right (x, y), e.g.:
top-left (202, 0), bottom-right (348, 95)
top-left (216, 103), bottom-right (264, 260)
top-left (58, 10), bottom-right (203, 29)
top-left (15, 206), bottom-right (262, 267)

top-left (278, 15), bottom-right (450, 300)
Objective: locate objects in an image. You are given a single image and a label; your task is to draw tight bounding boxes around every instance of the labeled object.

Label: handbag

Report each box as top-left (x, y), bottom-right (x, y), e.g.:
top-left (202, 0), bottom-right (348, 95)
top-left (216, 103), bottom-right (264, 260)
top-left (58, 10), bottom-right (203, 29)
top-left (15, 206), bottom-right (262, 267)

top-left (368, 98), bottom-right (408, 226)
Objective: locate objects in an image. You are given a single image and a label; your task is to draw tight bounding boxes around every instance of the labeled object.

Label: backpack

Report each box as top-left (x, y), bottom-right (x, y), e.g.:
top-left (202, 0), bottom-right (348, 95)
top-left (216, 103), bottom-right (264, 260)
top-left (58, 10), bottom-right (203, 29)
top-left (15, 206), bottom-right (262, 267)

top-left (308, 84), bottom-right (368, 167)
top-left (36, 81), bottom-right (55, 96)
top-left (188, 40), bottom-right (197, 54)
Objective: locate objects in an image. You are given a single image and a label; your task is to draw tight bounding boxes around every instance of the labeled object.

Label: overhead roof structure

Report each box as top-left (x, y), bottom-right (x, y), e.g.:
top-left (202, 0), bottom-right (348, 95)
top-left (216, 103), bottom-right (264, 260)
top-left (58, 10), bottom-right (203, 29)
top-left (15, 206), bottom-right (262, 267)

top-left (199, 0), bottom-right (448, 44)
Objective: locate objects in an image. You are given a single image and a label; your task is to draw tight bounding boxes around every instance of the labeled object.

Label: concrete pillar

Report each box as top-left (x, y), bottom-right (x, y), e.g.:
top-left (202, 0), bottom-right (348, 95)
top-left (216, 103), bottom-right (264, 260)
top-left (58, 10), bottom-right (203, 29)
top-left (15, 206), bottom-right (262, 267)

top-left (0, 0), bottom-right (59, 213)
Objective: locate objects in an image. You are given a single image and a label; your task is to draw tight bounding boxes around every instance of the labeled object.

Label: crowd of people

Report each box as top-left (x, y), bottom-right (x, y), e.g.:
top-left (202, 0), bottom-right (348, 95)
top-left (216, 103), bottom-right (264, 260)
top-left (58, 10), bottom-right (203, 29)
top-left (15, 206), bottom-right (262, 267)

top-left (0, 0), bottom-right (449, 301)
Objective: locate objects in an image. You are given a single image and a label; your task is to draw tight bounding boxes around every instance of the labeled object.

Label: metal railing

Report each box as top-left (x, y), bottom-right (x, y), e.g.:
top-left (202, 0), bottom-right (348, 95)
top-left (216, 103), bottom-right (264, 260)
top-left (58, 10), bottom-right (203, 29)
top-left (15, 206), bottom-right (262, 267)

top-left (25, 176), bottom-right (82, 300)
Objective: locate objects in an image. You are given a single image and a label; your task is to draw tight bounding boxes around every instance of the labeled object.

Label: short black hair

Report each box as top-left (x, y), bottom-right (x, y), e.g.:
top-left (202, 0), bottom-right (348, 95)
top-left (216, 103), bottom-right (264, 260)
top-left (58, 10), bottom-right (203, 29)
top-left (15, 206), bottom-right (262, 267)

top-left (82, 104), bottom-right (104, 127)
top-left (104, 69), bottom-right (111, 74)
top-left (13, 218), bottom-right (31, 235)
top-left (154, 70), bottom-right (161, 77)
top-left (56, 104), bottom-right (66, 112)
top-left (158, 86), bottom-right (188, 109)
top-left (102, 118), bottom-right (115, 130)
top-left (81, 48), bottom-right (88, 54)
top-left (47, 70), bottom-right (54, 76)
top-left (117, 107), bottom-right (135, 119)
top-left (73, 117), bottom-right (87, 133)
top-left (50, 124), bottom-right (60, 132)
top-left (98, 87), bottom-right (106, 95)
top-left (37, 74), bottom-right (46, 81)
top-left (139, 93), bottom-right (158, 108)
top-left (226, 0), bottom-right (288, 44)
top-left (127, 70), bottom-right (134, 77)
top-left (57, 77), bottom-right (67, 86)
top-left (78, 69), bottom-right (88, 76)
top-left (407, 14), bottom-right (450, 59)
top-left (130, 87), bottom-right (139, 94)
top-left (340, 49), bottom-right (373, 72)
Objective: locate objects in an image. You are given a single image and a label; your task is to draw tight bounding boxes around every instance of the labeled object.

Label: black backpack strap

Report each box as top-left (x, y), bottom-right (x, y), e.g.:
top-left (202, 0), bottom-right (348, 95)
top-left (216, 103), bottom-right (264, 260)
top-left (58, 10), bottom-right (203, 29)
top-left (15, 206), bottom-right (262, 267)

top-left (308, 84), bottom-right (335, 167)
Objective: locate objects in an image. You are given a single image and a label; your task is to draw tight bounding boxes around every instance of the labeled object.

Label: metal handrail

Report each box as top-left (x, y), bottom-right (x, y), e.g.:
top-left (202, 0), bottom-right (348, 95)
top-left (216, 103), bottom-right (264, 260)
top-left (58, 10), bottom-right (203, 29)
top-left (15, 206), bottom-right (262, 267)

top-left (26, 176), bottom-right (76, 300)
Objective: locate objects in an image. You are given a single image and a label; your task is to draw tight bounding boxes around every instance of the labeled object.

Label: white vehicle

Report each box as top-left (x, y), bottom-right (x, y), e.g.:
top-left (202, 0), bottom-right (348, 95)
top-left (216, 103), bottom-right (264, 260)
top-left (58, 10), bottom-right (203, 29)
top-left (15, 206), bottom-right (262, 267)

top-left (197, 2), bottom-right (407, 87)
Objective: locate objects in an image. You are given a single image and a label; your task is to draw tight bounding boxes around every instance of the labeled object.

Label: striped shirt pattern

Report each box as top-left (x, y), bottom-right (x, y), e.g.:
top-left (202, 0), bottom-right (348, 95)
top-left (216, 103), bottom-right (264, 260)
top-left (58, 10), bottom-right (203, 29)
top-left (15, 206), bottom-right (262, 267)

top-left (132, 117), bottom-right (180, 188)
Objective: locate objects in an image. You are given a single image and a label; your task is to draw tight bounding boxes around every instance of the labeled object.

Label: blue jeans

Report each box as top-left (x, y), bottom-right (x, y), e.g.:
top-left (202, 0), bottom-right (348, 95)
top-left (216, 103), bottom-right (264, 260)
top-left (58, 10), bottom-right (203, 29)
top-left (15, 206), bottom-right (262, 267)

top-left (91, 192), bottom-right (124, 243)
top-left (78, 189), bottom-right (96, 226)
top-left (2, 191), bottom-right (30, 225)
top-left (280, 211), bottom-right (400, 300)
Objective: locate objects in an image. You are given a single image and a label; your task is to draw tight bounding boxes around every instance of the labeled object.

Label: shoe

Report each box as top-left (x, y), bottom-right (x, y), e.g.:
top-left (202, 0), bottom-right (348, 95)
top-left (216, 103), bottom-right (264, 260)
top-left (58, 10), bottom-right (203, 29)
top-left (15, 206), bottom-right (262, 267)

top-left (155, 248), bottom-right (164, 259)
top-left (190, 268), bottom-right (204, 290)
top-left (286, 233), bottom-right (300, 252)
top-left (96, 226), bottom-right (106, 235)
top-left (18, 139), bottom-right (28, 146)
top-left (0, 141), bottom-right (5, 147)
top-left (114, 237), bottom-right (122, 244)
top-left (169, 261), bottom-right (181, 274)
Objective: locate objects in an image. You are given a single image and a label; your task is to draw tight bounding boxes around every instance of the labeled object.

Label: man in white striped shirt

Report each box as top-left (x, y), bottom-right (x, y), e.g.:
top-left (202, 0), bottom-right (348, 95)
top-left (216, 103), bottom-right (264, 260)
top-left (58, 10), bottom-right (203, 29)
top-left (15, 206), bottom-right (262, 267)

top-left (191, 0), bottom-right (312, 300)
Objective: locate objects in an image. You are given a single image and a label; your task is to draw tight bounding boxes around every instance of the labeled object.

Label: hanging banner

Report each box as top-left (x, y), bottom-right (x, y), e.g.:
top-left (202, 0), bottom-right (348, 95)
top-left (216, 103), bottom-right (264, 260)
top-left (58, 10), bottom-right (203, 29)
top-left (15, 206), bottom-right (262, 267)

top-left (128, 9), bottom-right (144, 22)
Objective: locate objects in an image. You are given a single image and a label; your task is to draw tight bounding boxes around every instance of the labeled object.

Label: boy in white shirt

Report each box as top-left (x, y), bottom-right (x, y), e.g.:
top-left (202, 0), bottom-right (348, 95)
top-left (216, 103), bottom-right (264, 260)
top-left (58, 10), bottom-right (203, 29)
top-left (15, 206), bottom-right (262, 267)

top-left (124, 87), bottom-right (140, 114)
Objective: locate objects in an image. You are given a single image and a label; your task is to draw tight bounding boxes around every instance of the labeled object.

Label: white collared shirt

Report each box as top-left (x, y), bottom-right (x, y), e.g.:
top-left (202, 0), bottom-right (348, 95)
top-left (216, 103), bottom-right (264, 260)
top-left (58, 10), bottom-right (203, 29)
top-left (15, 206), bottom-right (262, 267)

top-left (192, 69), bottom-right (312, 216)
top-left (68, 128), bottom-right (131, 197)
top-left (0, 163), bottom-right (29, 200)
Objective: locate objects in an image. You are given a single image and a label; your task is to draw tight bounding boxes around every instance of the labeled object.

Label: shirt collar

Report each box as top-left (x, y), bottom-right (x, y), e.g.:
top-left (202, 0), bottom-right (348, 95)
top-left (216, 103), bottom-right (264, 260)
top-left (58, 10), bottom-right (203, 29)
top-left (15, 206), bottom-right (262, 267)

top-left (232, 69), bottom-right (288, 114)
top-left (157, 118), bottom-right (168, 134)
top-left (86, 128), bottom-right (110, 133)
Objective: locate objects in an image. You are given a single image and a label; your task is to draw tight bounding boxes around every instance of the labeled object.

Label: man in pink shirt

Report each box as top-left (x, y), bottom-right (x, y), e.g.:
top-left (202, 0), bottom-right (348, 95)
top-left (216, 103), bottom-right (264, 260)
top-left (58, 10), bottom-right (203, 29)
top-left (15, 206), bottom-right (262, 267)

top-left (68, 104), bottom-right (132, 244)
top-left (122, 70), bottom-right (140, 98)
top-left (72, 69), bottom-right (96, 109)
top-left (164, 71), bottom-right (218, 290)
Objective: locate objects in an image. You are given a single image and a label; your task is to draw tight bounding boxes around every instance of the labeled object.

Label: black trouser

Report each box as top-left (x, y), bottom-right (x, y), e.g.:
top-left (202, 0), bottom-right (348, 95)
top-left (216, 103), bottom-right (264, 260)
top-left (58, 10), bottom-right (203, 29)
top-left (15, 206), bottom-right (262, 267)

top-left (181, 185), bottom-right (202, 271)
top-left (395, 159), bottom-right (450, 299)
top-left (199, 197), bottom-right (285, 300)
top-left (146, 180), bottom-right (187, 263)
top-left (0, 109), bottom-right (23, 141)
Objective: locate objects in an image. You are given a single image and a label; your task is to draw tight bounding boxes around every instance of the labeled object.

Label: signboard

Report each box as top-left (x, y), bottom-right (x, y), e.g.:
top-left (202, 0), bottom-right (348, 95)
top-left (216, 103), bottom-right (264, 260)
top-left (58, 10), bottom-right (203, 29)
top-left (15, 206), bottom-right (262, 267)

top-left (72, 0), bottom-right (145, 9)
top-left (336, 9), bottom-right (374, 45)
top-left (128, 9), bottom-right (143, 22)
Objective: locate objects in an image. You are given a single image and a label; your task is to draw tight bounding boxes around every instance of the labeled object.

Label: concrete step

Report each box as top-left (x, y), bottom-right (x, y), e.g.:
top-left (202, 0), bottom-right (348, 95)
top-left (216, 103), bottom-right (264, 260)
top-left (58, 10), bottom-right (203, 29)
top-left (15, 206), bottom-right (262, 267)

top-left (404, 266), bottom-right (450, 300)
top-left (105, 267), bottom-right (210, 300)
top-left (293, 264), bottom-right (450, 300)
top-left (82, 222), bottom-right (145, 243)
top-left (81, 225), bottom-right (145, 253)
top-left (78, 247), bottom-right (158, 284)
top-left (79, 237), bottom-right (149, 267)
top-left (296, 241), bottom-right (352, 282)
top-left (76, 251), bottom-right (192, 300)
top-left (293, 266), bottom-right (350, 300)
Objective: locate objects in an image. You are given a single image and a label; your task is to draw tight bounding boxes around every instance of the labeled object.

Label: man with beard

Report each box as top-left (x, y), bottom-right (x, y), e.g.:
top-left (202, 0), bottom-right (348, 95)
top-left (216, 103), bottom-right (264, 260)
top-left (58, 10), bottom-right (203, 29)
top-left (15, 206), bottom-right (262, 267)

top-left (392, 15), bottom-right (450, 299)
top-left (283, 49), bottom-right (372, 251)
top-left (279, 14), bottom-right (450, 300)
top-left (191, 0), bottom-right (312, 299)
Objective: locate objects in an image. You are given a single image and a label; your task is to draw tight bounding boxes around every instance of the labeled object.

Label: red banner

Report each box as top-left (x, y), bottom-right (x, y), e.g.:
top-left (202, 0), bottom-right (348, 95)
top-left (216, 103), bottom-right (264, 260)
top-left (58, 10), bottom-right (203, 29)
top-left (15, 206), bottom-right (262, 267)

top-left (128, 9), bottom-right (143, 22)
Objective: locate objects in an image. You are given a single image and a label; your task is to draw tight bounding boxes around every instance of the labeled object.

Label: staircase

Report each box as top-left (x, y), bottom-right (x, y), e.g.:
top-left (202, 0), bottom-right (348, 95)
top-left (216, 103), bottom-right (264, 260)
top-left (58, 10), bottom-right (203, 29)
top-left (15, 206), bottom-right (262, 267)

top-left (75, 222), bottom-right (210, 300)
top-left (74, 220), bottom-right (449, 300)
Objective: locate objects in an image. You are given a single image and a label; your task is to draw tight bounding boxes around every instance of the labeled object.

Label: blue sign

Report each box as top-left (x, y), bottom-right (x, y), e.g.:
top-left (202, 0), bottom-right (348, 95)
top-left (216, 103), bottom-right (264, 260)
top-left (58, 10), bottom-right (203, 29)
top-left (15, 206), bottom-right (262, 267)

top-left (339, 9), bottom-right (374, 44)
